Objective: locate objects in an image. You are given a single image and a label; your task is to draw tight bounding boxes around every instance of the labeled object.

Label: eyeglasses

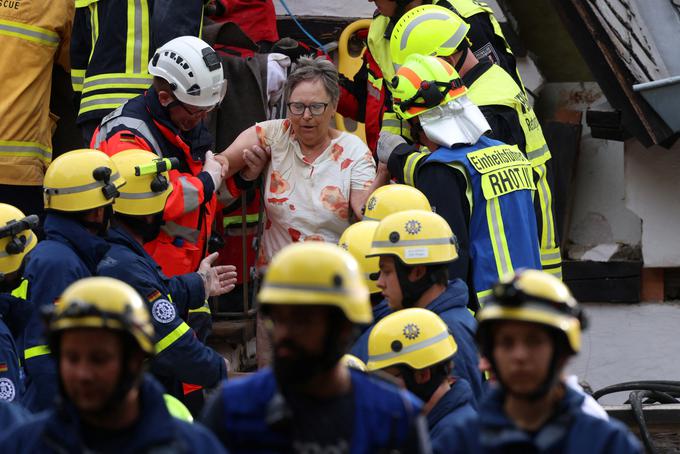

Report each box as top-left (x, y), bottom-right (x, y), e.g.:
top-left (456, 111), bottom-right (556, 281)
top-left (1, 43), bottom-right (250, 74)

top-left (178, 101), bottom-right (214, 116)
top-left (287, 102), bottom-right (329, 116)
top-left (169, 97), bottom-right (215, 117)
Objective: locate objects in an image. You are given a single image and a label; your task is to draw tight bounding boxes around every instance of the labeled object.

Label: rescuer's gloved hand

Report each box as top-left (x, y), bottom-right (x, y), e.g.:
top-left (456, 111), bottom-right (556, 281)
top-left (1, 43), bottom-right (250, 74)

top-left (377, 131), bottom-right (406, 164)
top-left (202, 151), bottom-right (224, 189)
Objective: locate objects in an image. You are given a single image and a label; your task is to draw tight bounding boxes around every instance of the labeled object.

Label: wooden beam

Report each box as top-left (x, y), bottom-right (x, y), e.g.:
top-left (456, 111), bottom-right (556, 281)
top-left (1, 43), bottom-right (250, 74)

top-left (551, 0), bottom-right (673, 146)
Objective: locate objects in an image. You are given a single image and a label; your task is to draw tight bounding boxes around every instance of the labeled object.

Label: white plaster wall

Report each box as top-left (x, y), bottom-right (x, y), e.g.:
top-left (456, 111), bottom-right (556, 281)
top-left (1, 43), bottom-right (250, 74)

top-left (537, 83), bottom-right (642, 254)
top-left (625, 140), bottom-right (680, 266)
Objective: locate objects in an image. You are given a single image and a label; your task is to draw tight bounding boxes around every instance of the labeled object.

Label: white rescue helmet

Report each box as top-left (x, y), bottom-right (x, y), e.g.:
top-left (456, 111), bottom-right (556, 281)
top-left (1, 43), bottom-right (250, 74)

top-left (148, 36), bottom-right (227, 108)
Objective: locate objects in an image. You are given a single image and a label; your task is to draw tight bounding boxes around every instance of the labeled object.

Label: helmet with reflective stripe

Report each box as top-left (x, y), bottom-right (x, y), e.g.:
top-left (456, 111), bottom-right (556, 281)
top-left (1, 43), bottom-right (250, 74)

top-left (367, 308), bottom-right (457, 371)
top-left (148, 36), bottom-right (227, 108)
top-left (339, 221), bottom-right (380, 294)
top-left (390, 5), bottom-right (470, 65)
top-left (49, 277), bottom-right (155, 355)
top-left (258, 242), bottom-right (372, 324)
top-left (367, 209), bottom-right (458, 266)
top-left (0, 204), bottom-right (38, 276)
top-left (363, 184), bottom-right (432, 221)
top-left (111, 149), bottom-right (175, 216)
top-left (43, 149), bottom-right (126, 212)
top-left (391, 54), bottom-right (466, 120)
top-left (476, 269), bottom-right (586, 355)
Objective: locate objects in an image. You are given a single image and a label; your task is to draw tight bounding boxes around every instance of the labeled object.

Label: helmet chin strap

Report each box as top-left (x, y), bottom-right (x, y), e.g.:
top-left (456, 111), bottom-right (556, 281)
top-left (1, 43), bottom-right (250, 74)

top-left (394, 259), bottom-right (434, 308)
top-left (454, 47), bottom-right (469, 73)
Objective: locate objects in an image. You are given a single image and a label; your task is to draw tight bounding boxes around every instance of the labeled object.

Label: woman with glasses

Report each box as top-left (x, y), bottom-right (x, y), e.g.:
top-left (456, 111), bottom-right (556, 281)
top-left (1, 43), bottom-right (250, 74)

top-left (218, 56), bottom-right (381, 267)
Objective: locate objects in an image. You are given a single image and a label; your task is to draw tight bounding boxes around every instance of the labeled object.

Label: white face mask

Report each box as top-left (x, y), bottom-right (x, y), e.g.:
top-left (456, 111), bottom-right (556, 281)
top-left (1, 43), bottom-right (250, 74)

top-left (419, 96), bottom-right (491, 148)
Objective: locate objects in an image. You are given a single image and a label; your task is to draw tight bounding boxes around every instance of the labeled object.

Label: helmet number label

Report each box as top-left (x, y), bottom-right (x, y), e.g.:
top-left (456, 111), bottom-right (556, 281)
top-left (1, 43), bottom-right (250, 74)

top-left (405, 247), bottom-right (429, 259)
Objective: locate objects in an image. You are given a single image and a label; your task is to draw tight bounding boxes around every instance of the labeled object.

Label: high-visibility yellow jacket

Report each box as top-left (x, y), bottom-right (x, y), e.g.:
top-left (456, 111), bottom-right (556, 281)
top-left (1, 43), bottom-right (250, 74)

top-left (71, 0), bottom-right (206, 127)
top-left (0, 0), bottom-right (73, 186)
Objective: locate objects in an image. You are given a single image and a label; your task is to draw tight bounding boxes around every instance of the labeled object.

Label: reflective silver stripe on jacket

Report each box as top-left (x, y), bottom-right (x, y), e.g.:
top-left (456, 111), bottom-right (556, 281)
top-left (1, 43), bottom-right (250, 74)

top-left (162, 222), bottom-right (200, 243)
top-left (178, 176), bottom-right (200, 213)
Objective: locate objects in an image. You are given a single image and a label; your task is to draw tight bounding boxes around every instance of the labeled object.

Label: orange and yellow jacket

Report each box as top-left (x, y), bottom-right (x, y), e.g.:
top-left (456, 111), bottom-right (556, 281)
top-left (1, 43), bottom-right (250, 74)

top-left (0, 0), bottom-right (74, 185)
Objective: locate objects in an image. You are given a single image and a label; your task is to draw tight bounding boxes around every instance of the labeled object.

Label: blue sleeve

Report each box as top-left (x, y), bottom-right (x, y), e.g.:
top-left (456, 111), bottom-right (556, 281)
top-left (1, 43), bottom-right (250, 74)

top-left (22, 250), bottom-right (83, 412)
top-left (0, 329), bottom-right (23, 404)
top-left (23, 250), bottom-right (82, 349)
top-left (432, 416), bottom-right (481, 454)
top-left (0, 416), bottom-right (45, 453)
top-left (98, 258), bottom-right (226, 388)
top-left (167, 273), bottom-right (205, 314)
top-left (151, 316), bottom-right (226, 388)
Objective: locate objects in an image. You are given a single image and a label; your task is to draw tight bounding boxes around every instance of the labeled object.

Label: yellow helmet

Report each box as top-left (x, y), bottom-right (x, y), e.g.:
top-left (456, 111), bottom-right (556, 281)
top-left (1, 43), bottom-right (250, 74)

top-left (49, 277), bottom-right (155, 355)
top-left (111, 150), bottom-right (176, 216)
top-left (367, 308), bottom-right (457, 371)
top-left (0, 204), bottom-right (38, 276)
top-left (44, 149), bottom-right (126, 212)
top-left (391, 54), bottom-right (466, 120)
top-left (390, 5), bottom-right (470, 65)
top-left (258, 242), bottom-right (372, 324)
top-left (476, 269), bottom-right (586, 355)
top-left (339, 221), bottom-right (380, 294)
top-left (363, 184), bottom-right (432, 221)
top-left (341, 354), bottom-right (367, 371)
top-left (367, 209), bottom-right (458, 266)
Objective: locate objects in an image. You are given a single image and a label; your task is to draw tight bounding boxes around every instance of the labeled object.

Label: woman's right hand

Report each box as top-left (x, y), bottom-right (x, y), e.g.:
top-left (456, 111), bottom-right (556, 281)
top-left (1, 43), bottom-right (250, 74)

top-left (241, 144), bottom-right (271, 181)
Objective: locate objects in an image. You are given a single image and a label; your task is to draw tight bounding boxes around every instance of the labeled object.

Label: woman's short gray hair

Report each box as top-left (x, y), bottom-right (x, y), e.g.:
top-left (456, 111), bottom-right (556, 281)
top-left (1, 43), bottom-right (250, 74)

top-left (284, 56), bottom-right (340, 105)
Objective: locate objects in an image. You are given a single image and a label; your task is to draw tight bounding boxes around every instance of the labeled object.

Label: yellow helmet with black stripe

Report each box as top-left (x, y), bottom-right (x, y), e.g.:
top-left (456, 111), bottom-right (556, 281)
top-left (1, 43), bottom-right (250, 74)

top-left (258, 242), bottom-right (372, 324)
top-left (111, 149), bottom-right (176, 216)
top-left (391, 54), bottom-right (466, 120)
top-left (0, 204), bottom-right (38, 276)
top-left (49, 276), bottom-right (155, 355)
top-left (43, 149), bottom-right (126, 212)
top-left (367, 308), bottom-right (457, 371)
top-left (476, 269), bottom-right (585, 355)
top-left (367, 209), bottom-right (458, 266)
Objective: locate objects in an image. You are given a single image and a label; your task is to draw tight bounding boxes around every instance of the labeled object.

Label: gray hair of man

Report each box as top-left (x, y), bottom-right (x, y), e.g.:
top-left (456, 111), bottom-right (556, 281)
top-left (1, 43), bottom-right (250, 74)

top-left (284, 56), bottom-right (340, 106)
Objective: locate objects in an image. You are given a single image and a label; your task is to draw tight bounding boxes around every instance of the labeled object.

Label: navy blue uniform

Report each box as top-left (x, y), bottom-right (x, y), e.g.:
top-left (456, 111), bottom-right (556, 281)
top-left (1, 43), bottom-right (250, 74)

top-left (97, 226), bottom-right (226, 395)
top-left (0, 399), bottom-right (31, 433)
top-left (0, 293), bottom-right (31, 404)
top-left (21, 214), bottom-right (110, 412)
top-left (428, 378), bottom-right (477, 454)
top-left (0, 375), bottom-right (228, 453)
top-left (349, 300), bottom-right (391, 362)
top-left (425, 280), bottom-right (483, 399)
top-left (201, 368), bottom-right (431, 453)
top-left (452, 385), bottom-right (643, 453)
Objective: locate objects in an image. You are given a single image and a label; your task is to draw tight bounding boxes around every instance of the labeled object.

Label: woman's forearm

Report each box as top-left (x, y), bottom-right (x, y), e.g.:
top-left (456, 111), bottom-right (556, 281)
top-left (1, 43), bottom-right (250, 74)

top-left (216, 125), bottom-right (260, 178)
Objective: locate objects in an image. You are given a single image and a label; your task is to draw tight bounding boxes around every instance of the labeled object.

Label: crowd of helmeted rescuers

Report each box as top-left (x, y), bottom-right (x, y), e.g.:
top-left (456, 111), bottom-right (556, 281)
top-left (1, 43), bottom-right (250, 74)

top-left (0, 5), bottom-right (644, 453)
